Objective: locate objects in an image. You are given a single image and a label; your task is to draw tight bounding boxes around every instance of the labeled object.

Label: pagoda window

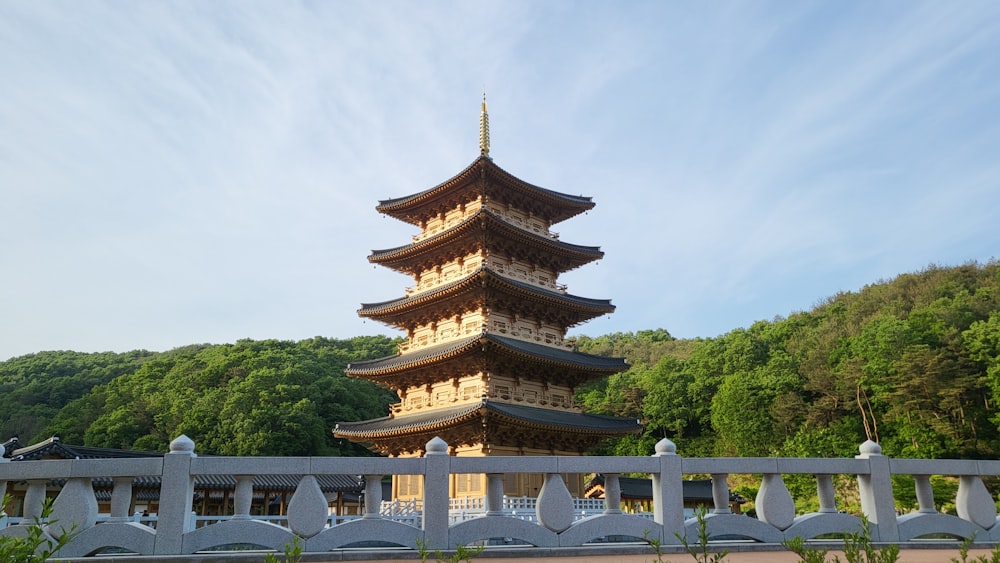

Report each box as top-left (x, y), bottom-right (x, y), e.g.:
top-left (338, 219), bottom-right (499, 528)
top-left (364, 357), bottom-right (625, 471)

top-left (551, 393), bottom-right (566, 406)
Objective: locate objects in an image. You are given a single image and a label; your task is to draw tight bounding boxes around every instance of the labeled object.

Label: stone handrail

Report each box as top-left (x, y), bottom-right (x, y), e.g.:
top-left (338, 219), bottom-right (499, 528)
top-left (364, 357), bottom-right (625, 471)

top-left (1, 435), bottom-right (999, 558)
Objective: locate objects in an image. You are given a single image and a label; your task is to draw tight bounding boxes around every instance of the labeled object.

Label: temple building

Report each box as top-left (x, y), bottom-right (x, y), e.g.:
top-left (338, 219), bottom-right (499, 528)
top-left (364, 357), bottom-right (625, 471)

top-left (334, 98), bottom-right (641, 500)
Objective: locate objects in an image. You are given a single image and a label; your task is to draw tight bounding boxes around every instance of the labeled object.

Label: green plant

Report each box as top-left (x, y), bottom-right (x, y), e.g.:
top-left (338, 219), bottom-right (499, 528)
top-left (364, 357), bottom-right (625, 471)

top-left (840, 519), bottom-right (898, 563)
top-left (951, 534), bottom-right (1000, 563)
top-left (783, 535), bottom-right (831, 563)
top-left (674, 507), bottom-right (728, 563)
top-left (263, 535), bottom-right (303, 563)
top-left (0, 494), bottom-right (77, 562)
top-left (783, 517), bottom-right (899, 563)
top-left (643, 528), bottom-right (673, 563)
top-left (416, 539), bottom-right (484, 563)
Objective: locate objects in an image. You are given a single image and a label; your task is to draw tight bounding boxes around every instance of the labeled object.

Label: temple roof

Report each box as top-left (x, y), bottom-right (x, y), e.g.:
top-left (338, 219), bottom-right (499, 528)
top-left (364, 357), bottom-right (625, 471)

top-left (369, 209), bottom-right (603, 276)
top-left (5, 436), bottom-right (362, 493)
top-left (359, 267), bottom-right (614, 329)
top-left (8, 436), bottom-right (163, 461)
top-left (334, 400), bottom-right (641, 441)
top-left (376, 157), bottom-right (595, 226)
top-left (345, 332), bottom-right (627, 389)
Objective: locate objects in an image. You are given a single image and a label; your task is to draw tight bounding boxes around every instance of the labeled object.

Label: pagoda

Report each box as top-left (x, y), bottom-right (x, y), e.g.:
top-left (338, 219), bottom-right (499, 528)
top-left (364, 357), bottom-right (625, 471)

top-left (334, 98), bottom-right (640, 500)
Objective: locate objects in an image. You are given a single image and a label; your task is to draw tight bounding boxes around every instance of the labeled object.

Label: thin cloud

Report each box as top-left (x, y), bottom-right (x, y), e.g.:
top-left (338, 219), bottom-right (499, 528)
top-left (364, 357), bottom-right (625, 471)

top-left (1, 2), bottom-right (999, 358)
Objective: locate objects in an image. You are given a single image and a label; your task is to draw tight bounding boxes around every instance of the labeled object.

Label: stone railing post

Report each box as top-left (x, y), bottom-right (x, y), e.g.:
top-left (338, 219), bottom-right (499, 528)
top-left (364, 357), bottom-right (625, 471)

top-left (154, 435), bottom-right (197, 555)
top-left (422, 437), bottom-right (451, 550)
top-left (856, 440), bottom-right (898, 542)
top-left (651, 438), bottom-right (683, 544)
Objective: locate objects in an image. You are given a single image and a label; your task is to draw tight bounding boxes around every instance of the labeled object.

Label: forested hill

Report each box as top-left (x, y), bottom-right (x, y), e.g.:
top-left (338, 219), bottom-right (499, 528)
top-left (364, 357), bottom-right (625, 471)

top-left (0, 337), bottom-right (398, 456)
top-left (576, 261), bottom-right (1000, 460)
top-left (2, 262), bottom-right (999, 459)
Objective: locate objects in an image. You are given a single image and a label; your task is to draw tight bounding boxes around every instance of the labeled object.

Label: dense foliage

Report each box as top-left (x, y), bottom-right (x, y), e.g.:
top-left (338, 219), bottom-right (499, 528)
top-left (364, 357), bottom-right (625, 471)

top-left (2, 336), bottom-right (398, 456)
top-left (4, 262), bottom-right (1000, 462)
top-left (0, 349), bottom-right (155, 440)
top-left (577, 261), bottom-right (1000, 460)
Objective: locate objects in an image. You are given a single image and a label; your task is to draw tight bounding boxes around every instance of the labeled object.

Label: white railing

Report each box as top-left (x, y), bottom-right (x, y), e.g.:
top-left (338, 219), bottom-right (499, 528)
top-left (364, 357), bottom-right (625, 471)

top-left (2, 435), bottom-right (1000, 558)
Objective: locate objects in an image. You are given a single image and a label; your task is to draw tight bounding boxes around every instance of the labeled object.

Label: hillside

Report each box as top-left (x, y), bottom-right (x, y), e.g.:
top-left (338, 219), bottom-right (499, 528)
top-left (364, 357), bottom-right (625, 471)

top-left (577, 261), bottom-right (1000, 460)
top-left (3, 261), bottom-right (999, 459)
top-left (1, 336), bottom-right (399, 456)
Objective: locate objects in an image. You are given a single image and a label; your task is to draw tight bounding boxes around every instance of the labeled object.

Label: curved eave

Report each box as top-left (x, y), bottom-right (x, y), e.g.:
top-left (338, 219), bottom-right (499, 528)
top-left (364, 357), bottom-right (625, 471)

top-left (334, 401), bottom-right (641, 440)
top-left (487, 402), bottom-right (642, 436)
top-left (345, 333), bottom-right (627, 378)
top-left (357, 267), bottom-right (614, 328)
top-left (334, 402), bottom-right (484, 439)
top-left (376, 157), bottom-right (594, 226)
top-left (368, 209), bottom-right (603, 275)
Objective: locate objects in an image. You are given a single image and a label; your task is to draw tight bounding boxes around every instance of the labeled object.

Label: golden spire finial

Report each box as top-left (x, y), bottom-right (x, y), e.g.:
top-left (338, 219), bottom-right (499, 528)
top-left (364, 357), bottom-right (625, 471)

top-left (479, 90), bottom-right (490, 158)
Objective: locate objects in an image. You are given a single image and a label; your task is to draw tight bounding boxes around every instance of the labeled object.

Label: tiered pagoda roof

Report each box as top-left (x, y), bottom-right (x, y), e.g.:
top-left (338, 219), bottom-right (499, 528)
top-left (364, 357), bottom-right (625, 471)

top-left (377, 156), bottom-right (594, 226)
top-left (369, 208), bottom-right (603, 276)
top-left (345, 332), bottom-right (626, 390)
top-left (334, 401), bottom-right (640, 456)
top-left (358, 267), bottom-right (614, 330)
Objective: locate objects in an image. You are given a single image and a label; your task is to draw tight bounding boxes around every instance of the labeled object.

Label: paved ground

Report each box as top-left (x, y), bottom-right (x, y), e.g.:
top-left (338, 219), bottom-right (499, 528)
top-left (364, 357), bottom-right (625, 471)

top-left (333, 548), bottom-right (994, 563)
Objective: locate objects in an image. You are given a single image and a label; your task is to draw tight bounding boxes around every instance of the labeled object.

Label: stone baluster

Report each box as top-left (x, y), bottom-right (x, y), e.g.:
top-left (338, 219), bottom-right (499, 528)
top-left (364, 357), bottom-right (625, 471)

top-left (154, 435), bottom-right (197, 555)
top-left (603, 473), bottom-right (622, 515)
top-left (50, 477), bottom-right (98, 535)
top-left (711, 473), bottom-right (731, 514)
top-left (363, 474), bottom-right (383, 519)
top-left (22, 479), bottom-right (47, 520)
top-left (856, 440), bottom-right (899, 542)
top-left (913, 475), bottom-right (936, 513)
top-left (536, 473), bottom-right (573, 533)
top-left (816, 475), bottom-right (838, 513)
top-left (233, 476), bottom-right (254, 519)
top-left (423, 437), bottom-right (451, 550)
top-left (485, 473), bottom-right (504, 516)
top-left (109, 477), bottom-right (134, 522)
top-left (756, 473), bottom-right (794, 531)
top-left (288, 475), bottom-right (327, 538)
top-left (956, 475), bottom-right (998, 529)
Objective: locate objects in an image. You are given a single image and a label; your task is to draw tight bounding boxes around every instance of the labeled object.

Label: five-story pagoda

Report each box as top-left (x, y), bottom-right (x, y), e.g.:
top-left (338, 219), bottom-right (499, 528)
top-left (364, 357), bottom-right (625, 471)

top-left (334, 99), bottom-right (640, 500)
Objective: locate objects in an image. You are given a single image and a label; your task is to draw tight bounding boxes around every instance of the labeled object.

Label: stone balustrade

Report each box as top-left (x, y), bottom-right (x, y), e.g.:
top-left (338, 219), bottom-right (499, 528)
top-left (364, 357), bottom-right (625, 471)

top-left (1, 435), bottom-right (999, 558)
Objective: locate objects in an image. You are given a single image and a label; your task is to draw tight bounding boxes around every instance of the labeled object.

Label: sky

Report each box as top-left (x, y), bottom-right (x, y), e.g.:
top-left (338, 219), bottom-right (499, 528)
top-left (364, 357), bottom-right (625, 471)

top-left (2, 2), bottom-right (999, 361)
